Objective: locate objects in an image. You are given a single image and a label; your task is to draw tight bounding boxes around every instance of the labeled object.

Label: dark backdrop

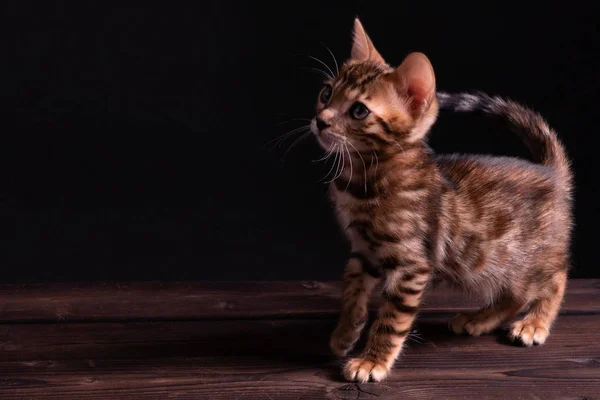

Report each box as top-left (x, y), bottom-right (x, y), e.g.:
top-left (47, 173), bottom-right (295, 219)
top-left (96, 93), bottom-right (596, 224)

top-left (2, 1), bottom-right (598, 282)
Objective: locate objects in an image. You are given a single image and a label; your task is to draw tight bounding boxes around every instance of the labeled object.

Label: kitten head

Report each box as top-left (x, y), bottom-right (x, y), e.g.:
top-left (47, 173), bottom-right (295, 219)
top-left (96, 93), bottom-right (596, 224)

top-left (311, 18), bottom-right (438, 154)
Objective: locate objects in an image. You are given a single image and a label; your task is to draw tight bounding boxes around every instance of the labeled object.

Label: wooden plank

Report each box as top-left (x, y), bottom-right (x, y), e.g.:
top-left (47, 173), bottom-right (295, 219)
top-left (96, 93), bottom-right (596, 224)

top-left (0, 279), bottom-right (598, 322)
top-left (0, 315), bottom-right (599, 363)
top-left (0, 314), bottom-right (598, 399)
top-left (1, 360), bottom-right (598, 400)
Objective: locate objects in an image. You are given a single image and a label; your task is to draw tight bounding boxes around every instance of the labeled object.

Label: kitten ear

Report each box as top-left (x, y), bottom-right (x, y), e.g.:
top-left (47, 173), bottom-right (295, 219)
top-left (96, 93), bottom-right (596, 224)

top-left (351, 18), bottom-right (385, 64)
top-left (388, 52), bottom-right (436, 117)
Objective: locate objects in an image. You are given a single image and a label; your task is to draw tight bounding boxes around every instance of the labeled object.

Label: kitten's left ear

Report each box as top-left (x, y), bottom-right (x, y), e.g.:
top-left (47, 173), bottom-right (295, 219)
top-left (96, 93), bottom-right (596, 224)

top-left (351, 18), bottom-right (385, 64)
top-left (387, 52), bottom-right (436, 117)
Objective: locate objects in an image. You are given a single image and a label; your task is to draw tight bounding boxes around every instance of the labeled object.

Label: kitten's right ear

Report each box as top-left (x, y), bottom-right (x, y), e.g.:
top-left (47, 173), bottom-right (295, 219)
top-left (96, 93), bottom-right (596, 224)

top-left (351, 18), bottom-right (385, 64)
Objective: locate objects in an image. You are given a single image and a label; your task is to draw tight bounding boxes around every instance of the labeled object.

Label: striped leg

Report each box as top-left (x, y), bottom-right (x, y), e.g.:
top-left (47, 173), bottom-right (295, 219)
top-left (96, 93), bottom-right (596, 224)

top-left (330, 254), bottom-right (381, 357)
top-left (343, 268), bottom-right (429, 382)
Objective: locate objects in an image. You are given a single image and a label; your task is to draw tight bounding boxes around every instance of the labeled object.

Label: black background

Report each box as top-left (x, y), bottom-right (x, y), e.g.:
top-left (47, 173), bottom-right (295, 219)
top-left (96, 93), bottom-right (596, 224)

top-left (2, 1), bottom-right (598, 282)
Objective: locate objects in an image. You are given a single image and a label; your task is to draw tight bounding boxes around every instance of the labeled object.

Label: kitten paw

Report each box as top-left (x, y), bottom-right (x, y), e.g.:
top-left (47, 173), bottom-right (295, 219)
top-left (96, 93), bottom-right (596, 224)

top-left (343, 357), bottom-right (389, 383)
top-left (329, 328), bottom-right (359, 357)
top-left (330, 336), bottom-right (352, 357)
top-left (450, 312), bottom-right (498, 336)
top-left (450, 313), bottom-right (471, 335)
top-left (510, 321), bottom-right (549, 346)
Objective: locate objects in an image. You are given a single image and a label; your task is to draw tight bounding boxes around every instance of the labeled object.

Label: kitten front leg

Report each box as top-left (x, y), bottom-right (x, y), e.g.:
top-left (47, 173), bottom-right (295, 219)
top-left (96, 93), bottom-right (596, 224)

top-left (330, 253), bottom-right (381, 357)
top-left (344, 266), bottom-right (429, 382)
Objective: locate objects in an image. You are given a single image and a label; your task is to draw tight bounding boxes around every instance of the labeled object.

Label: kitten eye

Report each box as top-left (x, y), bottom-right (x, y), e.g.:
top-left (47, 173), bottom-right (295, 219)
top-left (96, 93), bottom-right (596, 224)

top-left (320, 84), bottom-right (333, 104)
top-left (350, 102), bottom-right (370, 120)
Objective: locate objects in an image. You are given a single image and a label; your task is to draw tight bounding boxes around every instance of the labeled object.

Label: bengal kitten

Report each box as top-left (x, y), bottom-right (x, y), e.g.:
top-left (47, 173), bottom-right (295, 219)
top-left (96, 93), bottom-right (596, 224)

top-left (310, 19), bottom-right (573, 383)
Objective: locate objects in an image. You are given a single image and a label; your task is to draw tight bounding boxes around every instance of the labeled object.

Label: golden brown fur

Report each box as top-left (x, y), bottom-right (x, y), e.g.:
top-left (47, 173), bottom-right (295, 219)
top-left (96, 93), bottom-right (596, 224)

top-left (309, 19), bottom-right (573, 383)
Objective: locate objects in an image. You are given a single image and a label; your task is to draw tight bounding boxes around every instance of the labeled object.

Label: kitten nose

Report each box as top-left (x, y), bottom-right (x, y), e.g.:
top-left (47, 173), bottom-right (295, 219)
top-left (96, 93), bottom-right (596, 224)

top-left (316, 117), bottom-right (330, 131)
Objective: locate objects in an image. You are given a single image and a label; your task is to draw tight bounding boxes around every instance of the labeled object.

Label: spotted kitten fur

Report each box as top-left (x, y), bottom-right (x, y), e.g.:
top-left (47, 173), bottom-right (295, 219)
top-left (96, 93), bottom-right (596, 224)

top-left (310, 19), bottom-right (573, 383)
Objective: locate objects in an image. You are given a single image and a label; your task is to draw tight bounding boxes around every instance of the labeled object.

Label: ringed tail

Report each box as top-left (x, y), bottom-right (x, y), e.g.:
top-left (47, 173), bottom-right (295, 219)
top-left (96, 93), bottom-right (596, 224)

top-left (436, 91), bottom-right (572, 188)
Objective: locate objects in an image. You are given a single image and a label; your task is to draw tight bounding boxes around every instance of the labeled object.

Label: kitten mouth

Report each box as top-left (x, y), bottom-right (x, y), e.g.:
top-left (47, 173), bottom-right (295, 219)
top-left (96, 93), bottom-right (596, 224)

top-left (314, 129), bottom-right (343, 149)
top-left (325, 131), bottom-right (345, 141)
top-left (310, 119), bottom-right (348, 150)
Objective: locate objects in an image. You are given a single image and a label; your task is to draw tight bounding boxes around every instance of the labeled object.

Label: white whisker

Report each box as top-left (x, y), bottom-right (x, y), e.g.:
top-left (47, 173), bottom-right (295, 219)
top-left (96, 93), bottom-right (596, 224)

top-left (308, 55), bottom-right (335, 79)
top-left (300, 66), bottom-right (333, 79)
top-left (262, 124), bottom-right (311, 151)
top-left (344, 143), bottom-right (353, 192)
top-left (280, 125), bottom-right (311, 138)
top-left (347, 141), bottom-right (367, 193)
top-left (319, 144), bottom-right (340, 182)
top-left (309, 67), bottom-right (333, 79)
top-left (372, 149), bottom-right (379, 179)
top-left (321, 43), bottom-right (339, 75)
top-left (267, 125), bottom-right (311, 149)
top-left (336, 145), bottom-right (346, 181)
top-left (312, 143), bottom-right (336, 162)
top-left (282, 130), bottom-right (311, 161)
top-left (392, 139), bottom-right (405, 154)
top-left (407, 334), bottom-right (425, 345)
top-left (327, 144), bottom-right (345, 183)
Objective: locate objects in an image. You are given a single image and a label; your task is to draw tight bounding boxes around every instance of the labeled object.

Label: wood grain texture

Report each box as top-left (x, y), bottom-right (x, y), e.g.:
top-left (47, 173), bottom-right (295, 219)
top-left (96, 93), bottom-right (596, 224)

top-left (0, 279), bottom-right (598, 322)
top-left (0, 281), bottom-right (598, 399)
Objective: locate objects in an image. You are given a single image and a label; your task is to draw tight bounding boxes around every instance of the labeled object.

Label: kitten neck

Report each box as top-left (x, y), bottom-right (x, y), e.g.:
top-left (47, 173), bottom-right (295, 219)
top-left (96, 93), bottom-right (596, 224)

top-left (339, 142), bottom-right (433, 183)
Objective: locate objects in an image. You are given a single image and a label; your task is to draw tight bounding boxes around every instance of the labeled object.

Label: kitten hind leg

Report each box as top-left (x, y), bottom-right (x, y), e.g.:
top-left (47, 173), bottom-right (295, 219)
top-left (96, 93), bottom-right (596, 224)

top-left (330, 255), bottom-right (380, 357)
top-left (510, 270), bottom-right (567, 346)
top-left (451, 296), bottom-right (524, 336)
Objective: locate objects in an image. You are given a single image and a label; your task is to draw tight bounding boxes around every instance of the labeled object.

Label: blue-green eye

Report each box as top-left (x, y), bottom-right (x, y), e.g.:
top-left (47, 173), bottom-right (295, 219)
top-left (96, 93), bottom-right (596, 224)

top-left (320, 84), bottom-right (332, 104)
top-left (350, 102), bottom-right (370, 119)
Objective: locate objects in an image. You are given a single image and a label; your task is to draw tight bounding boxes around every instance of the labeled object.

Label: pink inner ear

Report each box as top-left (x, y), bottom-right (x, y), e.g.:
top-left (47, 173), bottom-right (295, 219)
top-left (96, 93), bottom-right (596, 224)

top-left (406, 78), bottom-right (433, 111)
top-left (393, 53), bottom-right (436, 116)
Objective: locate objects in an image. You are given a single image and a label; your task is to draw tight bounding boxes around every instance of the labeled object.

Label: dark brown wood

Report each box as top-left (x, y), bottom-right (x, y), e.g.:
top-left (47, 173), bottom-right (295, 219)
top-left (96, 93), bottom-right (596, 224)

top-left (0, 315), bottom-right (598, 399)
top-left (0, 279), bottom-right (598, 322)
top-left (0, 280), bottom-right (598, 399)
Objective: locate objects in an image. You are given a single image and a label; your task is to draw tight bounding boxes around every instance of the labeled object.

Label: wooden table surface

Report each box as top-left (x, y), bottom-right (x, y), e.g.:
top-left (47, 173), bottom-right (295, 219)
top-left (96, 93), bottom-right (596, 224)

top-left (0, 280), bottom-right (598, 399)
